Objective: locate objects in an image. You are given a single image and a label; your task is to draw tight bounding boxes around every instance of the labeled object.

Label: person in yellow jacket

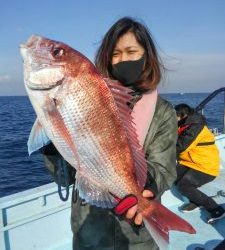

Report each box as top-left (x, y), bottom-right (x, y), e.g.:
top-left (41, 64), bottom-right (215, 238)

top-left (174, 103), bottom-right (225, 224)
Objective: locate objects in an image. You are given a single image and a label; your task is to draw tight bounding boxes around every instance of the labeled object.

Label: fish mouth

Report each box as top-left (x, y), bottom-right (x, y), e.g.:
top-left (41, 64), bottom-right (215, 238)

top-left (21, 35), bottom-right (65, 91)
top-left (20, 35), bottom-right (43, 48)
top-left (20, 45), bottom-right (27, 60)
top-left (24, 66), bottom-right (65, 91)
top-left (20, 35), bottom-right (43, 59)
top-left (25, 78), bottom-right (64, 91)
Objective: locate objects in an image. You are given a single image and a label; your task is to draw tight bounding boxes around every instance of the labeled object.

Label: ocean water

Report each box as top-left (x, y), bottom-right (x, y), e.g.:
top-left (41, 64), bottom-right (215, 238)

top-left (0, 93), bottom-right (224, 198)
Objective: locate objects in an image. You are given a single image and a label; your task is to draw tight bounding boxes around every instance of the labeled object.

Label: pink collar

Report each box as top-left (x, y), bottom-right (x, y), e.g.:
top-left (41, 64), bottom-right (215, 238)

top-left (132, 89), bottom-right (158, 146)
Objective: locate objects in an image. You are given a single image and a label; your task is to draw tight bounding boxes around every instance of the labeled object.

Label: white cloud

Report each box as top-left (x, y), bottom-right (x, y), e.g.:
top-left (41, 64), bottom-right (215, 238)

top-left (16, 26), bottom-right (24, 32)
top-left (159, 53), bottom-right (225, 93)
top-left (0, 75), bottom-right (10, 82)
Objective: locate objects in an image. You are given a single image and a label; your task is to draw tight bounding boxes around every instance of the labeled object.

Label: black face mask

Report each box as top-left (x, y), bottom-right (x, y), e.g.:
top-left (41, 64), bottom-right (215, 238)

top-left (178, 116), bottom-right (187, 127)
top-left (110, 57), bottom-right (145, 87)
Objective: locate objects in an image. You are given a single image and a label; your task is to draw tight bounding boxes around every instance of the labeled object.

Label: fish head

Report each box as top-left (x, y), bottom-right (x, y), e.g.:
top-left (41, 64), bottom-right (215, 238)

top-left (20, 35), bottom-right (92, 91)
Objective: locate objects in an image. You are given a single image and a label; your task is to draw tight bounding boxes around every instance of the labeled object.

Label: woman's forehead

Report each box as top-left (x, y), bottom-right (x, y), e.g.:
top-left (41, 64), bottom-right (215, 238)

top-left (114, 32), bottom-right (143, 50)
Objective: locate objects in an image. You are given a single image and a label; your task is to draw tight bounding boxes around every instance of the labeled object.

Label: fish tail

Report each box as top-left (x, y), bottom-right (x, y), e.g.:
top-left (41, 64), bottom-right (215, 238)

top-left (142, 200), bottom-right (196, 250)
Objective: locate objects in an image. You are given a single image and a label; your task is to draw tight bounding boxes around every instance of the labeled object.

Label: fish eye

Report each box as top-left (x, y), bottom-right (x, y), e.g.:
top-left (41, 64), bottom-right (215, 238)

top-left (52, 47), bottom-right (64, 57)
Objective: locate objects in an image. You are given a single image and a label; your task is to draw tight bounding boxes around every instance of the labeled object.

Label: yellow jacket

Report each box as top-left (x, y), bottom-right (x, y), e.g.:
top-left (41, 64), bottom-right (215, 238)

top-left (178, 126), bottom-right (220, 176)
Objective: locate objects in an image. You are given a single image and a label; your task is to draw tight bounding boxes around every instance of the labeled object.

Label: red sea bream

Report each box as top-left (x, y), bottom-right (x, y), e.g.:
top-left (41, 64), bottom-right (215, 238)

top-left (20, 35), bottom-right (195, 249)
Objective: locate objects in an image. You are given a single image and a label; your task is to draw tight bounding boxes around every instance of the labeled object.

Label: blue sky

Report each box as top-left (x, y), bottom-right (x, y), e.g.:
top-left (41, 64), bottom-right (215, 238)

top-left (1, 0), bottom-right (225, 95)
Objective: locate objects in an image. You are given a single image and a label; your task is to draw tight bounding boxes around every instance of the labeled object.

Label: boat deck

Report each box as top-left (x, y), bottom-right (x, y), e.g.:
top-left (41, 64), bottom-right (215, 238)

top-left (0, 170), bottom-right (224, 250)
top-left (163, 169), bottom-right (225, 250)
top-left (1, 134), bottom-right (225, 250)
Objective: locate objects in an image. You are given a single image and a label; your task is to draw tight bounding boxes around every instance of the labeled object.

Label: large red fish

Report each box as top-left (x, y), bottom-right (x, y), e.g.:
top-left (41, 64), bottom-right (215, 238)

top-left (20, 35), bottom-right (195, 249)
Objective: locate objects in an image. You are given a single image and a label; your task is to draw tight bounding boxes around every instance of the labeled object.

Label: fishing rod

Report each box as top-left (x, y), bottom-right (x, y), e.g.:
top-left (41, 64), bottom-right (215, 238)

top-left (194, 87), bottom-right (225, 134)
top-left (195, 87), bottom-right (225, 112)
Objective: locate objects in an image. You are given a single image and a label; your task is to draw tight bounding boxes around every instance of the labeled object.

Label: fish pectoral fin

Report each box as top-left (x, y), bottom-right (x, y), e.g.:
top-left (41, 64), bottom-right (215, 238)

top-left (28, 118), bottom-right (51, 155)
top-left (75, 171), bottom-right (117, 209)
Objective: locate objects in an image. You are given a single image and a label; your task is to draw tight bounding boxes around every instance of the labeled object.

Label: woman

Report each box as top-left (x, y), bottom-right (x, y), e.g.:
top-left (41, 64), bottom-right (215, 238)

top-left (41, 17), bottom-right (177, 250)
top-left (174, 103), bottom-right (225, 224)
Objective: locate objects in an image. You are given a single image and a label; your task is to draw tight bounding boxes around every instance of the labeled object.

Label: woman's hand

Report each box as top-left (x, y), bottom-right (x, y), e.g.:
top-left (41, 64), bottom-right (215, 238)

top-left (125, 189), bottom-right (154, 225)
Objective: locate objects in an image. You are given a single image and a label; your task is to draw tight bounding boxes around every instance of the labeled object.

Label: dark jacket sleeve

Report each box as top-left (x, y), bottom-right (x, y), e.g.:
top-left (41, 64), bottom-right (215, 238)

top-left (40, 143), bottom-right (76, 187)
top-left (176, 113), bottom-right (205, 155)
top-left (144, 97), bottom-right (178, 199)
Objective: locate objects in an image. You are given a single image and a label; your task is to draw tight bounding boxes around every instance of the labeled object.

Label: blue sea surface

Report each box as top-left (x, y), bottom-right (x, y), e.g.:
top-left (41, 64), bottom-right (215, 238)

top-left (0, 93), bottom-right (224, 198)
top-left (0, 96), bottom-right (52, 198)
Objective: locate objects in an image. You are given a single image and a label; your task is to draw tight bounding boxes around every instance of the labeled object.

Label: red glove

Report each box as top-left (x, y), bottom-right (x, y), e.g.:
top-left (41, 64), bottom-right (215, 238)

top-left (114, 194), bottom-right (138, 216)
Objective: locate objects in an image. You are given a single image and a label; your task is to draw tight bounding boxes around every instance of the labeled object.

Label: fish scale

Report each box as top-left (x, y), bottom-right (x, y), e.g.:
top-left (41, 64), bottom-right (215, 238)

top-left (55, 81), bottom-right (131, 199)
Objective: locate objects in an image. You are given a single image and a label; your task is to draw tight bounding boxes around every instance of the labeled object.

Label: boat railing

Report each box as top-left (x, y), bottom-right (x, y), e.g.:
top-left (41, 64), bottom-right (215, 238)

top-left (0, 183), bottom-right (73, 250)
top-left (195, 87), bottom-right (225, 133)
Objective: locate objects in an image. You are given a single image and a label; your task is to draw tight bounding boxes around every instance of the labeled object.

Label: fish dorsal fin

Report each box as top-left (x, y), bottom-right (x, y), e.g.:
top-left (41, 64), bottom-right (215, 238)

top-left (105, 79), bottom-right (147, 189)
top-left (28, 118), bottom-right (51, 155)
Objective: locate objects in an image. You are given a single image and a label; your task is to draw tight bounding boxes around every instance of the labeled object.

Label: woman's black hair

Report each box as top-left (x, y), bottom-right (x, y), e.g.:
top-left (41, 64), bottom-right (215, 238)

top-left (174, 103), bottom-right (195, 119)
top-left (94, 17), bottom-right (164, 91)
